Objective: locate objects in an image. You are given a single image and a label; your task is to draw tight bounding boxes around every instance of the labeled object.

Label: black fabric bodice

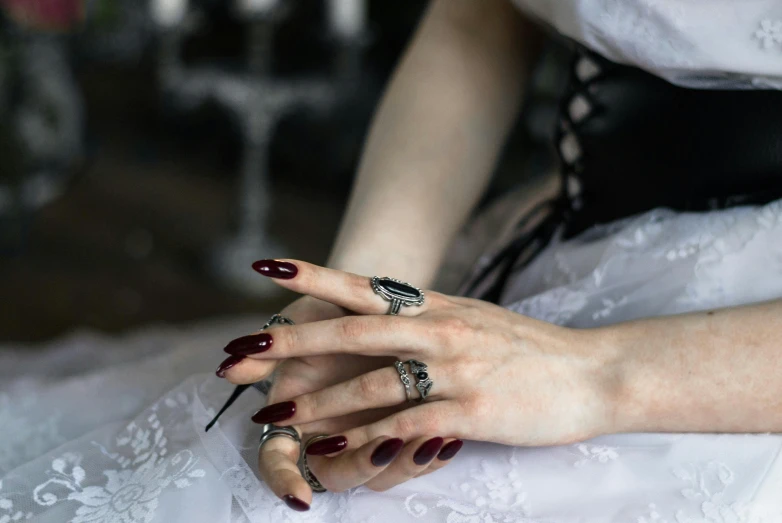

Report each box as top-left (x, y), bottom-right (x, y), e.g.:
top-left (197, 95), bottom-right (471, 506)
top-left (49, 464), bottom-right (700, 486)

top-left (558, 49), bottom-right (782, 238)
top-left (463, 48), bottom-right (782, 302)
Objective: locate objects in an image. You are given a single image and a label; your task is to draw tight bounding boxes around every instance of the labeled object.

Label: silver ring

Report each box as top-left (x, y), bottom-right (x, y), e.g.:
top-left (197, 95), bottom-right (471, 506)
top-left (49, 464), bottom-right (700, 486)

top-left (394, 361), bottom-right (413, 401)
top-left (255, 314), bottom-right (295, 395)
top-left (407, 359), bottom-right (433, 402)
top-left (370, 276), bottom-right (425, 315)
top-left (299, 435), bottom-right (328, 493)
top-left (261, 313), bottom-right (295, 330)
top-left (259, 423), bottom-right (300, 451)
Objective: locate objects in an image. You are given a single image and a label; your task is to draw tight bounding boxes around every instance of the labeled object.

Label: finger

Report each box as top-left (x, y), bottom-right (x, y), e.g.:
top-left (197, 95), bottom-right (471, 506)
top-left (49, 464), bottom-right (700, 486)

top-left (363, 435), bottom-right (444, 491)
top-left (254, 363), bottom-right (447, 427)
top-left (307, 436), bottom-right (405, 493)
top-left (252, 259), bottom-right (446, 316)
top-left (257, 430), bottom-right (313, 512)
top-left (340, 400), bottom-right (462, 450)
top-left (415, 438), bottom-right (464, 478)
top-left (217, 356), bottom-right (277, 384)
top-left (218, 306), bottom-right (312, 383)
top-left (224, 315), bottom-right (431, 361)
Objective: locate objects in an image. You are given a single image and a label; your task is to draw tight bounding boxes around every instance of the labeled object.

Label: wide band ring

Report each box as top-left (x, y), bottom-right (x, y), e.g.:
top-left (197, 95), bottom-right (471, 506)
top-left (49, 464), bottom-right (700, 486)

top-left (394, 361), bottom-right (413, 401)
top-left (370, 276), bottom-right (425, 315)
top-left (259, 423), bottom-right (300, 451)
top-left (299, 435), bottom-right (328, 493)
top-left (407, 359), bottom-right (433, 402)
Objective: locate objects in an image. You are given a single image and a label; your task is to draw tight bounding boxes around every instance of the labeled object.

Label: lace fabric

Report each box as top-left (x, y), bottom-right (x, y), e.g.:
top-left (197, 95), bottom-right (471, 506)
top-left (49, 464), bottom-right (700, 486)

top-left (510, 0), bottom-right (782, 90)
top-left (3, 199), bottom-right (782, 522)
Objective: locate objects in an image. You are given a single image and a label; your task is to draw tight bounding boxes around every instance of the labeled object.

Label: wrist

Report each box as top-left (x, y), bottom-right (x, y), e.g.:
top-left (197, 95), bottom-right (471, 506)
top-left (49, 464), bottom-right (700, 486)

top-left (573, 325), bottom-right (639, 438)
top-left (589, 321), bottom-right (672, 436)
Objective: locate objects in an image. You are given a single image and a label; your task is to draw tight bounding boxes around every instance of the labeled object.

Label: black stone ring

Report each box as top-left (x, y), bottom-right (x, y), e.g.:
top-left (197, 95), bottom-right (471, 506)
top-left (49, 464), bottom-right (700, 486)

top-left (406, 359), bottom-right (433, 402)
top-left (370, 276), bottom-right (425, 315)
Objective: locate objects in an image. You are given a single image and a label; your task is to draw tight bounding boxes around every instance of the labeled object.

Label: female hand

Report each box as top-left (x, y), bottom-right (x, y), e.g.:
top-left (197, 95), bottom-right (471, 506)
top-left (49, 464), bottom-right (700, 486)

top-left (227, 260), bottom-right (621, 501)
top-left (218, 261), bottom-right (455, 511)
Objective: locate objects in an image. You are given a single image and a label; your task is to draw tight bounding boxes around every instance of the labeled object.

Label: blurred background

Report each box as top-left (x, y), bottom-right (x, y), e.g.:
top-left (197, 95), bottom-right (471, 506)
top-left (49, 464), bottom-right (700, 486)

top-left (0, 0), bottom-right (568, 343)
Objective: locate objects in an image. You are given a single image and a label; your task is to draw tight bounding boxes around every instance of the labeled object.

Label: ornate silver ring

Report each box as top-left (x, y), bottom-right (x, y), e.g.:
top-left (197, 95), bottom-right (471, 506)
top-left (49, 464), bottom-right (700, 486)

top-left (261, 313), bottom-right (296, 330)
top-left (407, 359), bottom-right (433, 402)
top-left (394, 361), bottom-right (413, 401)
top-left (370, 276), bottom-right (425, 315)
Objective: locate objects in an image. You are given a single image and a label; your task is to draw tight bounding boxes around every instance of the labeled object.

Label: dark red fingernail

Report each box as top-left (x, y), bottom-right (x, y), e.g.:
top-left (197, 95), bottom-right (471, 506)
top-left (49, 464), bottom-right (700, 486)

top-left (370, 438), bottom-right (404, 467)
top-left (252, 259), bottom-right (298, 279)
top-left (282, 494), bottom-right (309, 512)
top-left (251, 401), bottom-right (296, 424)
top-left (305, 435), bottom-right (348, 456)
top-left (413, 437), bottom-right (444, 465)
top-left (215, 355), bottom-right (245, 377)
top-left (437, 439), bottom-right (464, 461)
top-left (223, 333), bottom-right (273, 356)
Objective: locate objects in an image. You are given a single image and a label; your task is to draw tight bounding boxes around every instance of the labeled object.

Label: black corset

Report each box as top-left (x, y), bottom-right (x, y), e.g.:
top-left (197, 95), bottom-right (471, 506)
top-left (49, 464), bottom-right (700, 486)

top-left (557, 49), bottom-right (782, 238)
top-left (462, 47), bottom-right (782, 303)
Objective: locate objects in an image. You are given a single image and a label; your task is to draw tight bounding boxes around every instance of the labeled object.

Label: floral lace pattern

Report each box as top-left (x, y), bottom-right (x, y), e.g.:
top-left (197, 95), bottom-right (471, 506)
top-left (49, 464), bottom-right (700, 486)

top-left (511, 0), bottom-right (782, 89)
top-left (29, 398), bottom-right (206, 523)
top-left (755, 19), bottom-right (782, 50)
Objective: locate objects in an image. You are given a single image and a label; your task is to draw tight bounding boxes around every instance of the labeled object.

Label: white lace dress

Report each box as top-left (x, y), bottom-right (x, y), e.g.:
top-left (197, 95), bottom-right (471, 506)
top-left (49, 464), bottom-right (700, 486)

top-left (2, 1), bottom-right (782, 522)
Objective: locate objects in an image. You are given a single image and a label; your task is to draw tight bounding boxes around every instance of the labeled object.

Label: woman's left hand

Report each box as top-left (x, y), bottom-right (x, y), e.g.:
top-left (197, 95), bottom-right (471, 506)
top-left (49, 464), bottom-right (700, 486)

top-left (234, 260), bottom-right (621, 493)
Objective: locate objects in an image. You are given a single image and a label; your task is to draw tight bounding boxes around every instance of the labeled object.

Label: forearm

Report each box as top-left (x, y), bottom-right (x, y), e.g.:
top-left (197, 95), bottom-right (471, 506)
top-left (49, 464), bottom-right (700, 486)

top-left (605, 299), bottom-right (782, 433)
top-left (327, 0), bottom-right (541, 286)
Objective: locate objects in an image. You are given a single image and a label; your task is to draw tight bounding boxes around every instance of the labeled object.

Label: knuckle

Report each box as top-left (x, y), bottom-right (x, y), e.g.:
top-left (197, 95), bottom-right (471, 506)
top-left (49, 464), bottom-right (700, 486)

top-left (459, 394), bottom-right (492, 419)
top-left (431, 316), bottom-right (471, 346)
top-left (365, 482), bottom-right (391, 493)
top-left (356, 372), bottom-right (384, 399)
top-left (338, 317), bottom-right (368, 340)
top-left (276, 326), bottom-right (298, 353)
top-left (393, 414), bottom-right (420, 437)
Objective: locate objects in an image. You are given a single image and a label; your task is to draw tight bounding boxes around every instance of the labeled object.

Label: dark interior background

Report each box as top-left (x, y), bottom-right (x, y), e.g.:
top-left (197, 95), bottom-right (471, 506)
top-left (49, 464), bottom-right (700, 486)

top-left (0, 0), bottom-right (567, 343)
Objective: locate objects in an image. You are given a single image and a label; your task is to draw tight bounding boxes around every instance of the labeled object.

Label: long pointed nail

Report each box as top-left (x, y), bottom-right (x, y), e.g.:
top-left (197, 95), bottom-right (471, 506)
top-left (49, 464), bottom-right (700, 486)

top-left (223, 333), bottom-right (273, 356)
top-left (305, 436), bottom-right (348, 456)
top-left (282, 495), bottom-right (310, 512)
top-left (215, 355), bottom-right (244, 377)
top-left (370, 438), bottom-right (404, 467)
top-left (252, 259), bottom-right (298, 279)
top-left (251, 401), bottom-right (296, 424)
top-left (413, 437), bottom-right (444, 465)
top-left (437, 439), bottom-right (464, 461)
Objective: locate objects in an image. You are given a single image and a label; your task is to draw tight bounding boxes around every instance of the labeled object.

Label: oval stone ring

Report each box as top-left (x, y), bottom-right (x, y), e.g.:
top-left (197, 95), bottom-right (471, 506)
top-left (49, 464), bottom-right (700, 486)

top-left (370, 276), bottom-right (425, 315)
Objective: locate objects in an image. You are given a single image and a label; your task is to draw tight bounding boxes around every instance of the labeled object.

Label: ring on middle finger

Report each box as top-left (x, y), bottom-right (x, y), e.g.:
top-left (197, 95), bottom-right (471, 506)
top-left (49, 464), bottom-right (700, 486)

top-left (407, 359), bottom-right (433, 402)
top-left (393, 361), bottom-right (413, 401)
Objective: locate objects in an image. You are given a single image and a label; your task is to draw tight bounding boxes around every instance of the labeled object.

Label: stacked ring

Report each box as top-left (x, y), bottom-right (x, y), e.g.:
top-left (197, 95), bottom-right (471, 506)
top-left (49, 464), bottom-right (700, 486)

top-left (299, 435), bottom-right (328, 492)
top-left (407, 359), bottom-right (433, 402)
top-left (259, 423), bottom-right (300, 450)
top-left (394, 361), bottom-right (413, 401)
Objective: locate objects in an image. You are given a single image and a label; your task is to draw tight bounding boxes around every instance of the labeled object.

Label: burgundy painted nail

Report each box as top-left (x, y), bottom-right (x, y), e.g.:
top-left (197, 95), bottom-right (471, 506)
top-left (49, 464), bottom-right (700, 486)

top-left (282, 494), bottom-right (310, 512)
top-left (305, 435), bottom-right (348, 456)
top-left (437, 439), bottom-right (464, 461)
top-left (215, 355), bottom-right (245, 377)
top-left (370, 438), bottom-right (404, 467)
top-left (413, 437), bottom-right (444, 466)
top-left (251, 401), bottom-right (296, 424)
top-left (252, 259), bottom-right (298, 279)
top-left (223, 333), bottom-right (273, 356)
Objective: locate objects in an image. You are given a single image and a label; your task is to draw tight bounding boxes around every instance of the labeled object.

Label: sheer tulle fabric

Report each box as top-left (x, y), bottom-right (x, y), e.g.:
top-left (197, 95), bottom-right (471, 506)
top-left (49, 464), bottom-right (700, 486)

top-left (2, 199), bottom-right (782, 522)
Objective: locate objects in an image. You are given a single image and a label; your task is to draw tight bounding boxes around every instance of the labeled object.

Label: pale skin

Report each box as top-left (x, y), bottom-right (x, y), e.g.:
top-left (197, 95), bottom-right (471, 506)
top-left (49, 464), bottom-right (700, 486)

top-left (219, 0), bottom-right (782, 511)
